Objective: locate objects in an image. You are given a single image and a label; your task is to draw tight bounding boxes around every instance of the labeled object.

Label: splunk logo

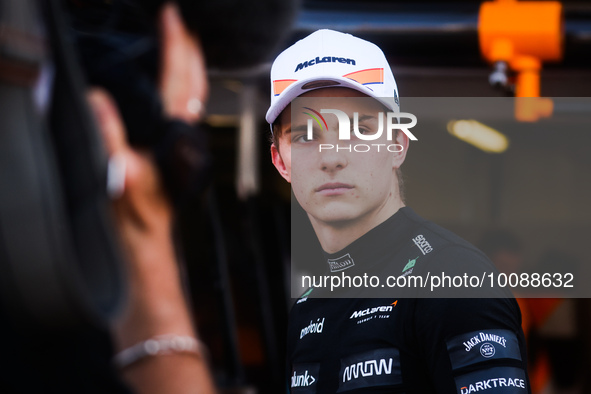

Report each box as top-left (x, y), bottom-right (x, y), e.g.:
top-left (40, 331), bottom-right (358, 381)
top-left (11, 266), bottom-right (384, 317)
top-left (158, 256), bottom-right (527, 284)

top-left (291, 364), bottom-right (320, 390)
top-left (302, 108), bottom-right (417, 152)
top-left (291, 369), bottom-right (316, 388)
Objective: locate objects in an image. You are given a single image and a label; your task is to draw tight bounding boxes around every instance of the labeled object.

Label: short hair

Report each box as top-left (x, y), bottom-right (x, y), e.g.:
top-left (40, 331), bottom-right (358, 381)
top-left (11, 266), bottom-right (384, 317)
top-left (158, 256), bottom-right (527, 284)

top-left (270, 120), bottom-right (282, 149)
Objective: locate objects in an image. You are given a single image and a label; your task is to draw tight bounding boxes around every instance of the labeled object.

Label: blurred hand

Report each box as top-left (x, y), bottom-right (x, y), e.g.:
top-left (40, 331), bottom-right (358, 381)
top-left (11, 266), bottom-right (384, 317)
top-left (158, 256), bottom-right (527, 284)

top-left (88, 0), bottom-right (210, 255)
top-left (159, 3), bottom-right (209, 123)
top-left (89, 89), bottom-right (171, 253)
top-left (87, 3), bottom-right (216, 393)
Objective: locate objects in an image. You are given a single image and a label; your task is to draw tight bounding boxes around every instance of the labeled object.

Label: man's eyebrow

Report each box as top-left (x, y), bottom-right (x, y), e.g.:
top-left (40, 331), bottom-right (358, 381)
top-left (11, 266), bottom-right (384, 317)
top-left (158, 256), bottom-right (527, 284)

top-left (288, 124), bottom-right (308, 134)
top-left (355, 114), bottom-right (377, 122)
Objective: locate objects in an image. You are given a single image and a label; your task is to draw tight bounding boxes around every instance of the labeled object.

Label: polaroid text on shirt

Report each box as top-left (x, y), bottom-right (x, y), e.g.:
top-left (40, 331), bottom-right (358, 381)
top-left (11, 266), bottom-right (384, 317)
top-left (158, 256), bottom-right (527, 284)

top-left (300, 317), bottom-right (325, 339)
top-left (303, 108), bottom-right (417, 152)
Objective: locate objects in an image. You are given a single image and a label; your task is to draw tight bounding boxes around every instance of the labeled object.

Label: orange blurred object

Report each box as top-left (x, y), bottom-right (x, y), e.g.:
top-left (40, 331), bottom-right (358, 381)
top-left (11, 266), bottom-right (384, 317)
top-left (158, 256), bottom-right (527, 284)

top-left (479, 0), bottom-right (564, 121)
top-left (517, 298), bottom-right (563, 393)
top-left (479, 0), bottom-right (563, 67)
top-left (514, 97), bottom-right (553, 122)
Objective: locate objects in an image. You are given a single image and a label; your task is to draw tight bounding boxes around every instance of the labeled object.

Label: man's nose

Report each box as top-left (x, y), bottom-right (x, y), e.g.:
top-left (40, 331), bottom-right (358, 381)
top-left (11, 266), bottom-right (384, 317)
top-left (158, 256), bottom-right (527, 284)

top-left (319, 143), bottom-right (348, 173)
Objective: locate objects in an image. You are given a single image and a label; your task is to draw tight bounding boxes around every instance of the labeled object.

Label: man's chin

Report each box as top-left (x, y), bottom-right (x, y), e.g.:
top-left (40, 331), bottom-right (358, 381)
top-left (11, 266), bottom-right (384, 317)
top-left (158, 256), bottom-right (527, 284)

top-left (310, 209), bottom-right (361, 228)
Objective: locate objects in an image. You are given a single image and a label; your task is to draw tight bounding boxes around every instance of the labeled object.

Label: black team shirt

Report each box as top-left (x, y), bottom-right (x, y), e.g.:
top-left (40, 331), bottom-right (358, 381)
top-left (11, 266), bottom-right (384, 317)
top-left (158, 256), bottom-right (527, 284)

top-left (288, 207), bottom-right (530, 393)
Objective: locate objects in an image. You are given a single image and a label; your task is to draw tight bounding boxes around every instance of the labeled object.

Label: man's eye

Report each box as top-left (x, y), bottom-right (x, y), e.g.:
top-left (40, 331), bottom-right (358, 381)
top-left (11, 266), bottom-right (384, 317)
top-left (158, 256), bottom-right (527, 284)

top-left (351, 126), bottom-right (371, 135)
top-left (352, 122), bottom-right (382, 136)
top-left (292, 133), bottom-right (315, 143)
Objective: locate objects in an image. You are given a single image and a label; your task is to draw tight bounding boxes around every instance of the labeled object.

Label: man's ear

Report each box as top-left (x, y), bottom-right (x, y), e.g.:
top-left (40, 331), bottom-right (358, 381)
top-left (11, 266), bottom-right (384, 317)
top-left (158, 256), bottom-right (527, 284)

top-left (392, 130), bottom-right (409, 170)
top-left (271, 143), bottom-right (291, 183)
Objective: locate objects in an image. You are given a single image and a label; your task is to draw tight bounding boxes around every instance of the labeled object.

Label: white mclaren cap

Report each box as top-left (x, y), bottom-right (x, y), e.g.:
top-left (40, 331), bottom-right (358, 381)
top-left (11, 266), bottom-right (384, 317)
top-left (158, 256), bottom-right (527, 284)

top-left (265, 29), bottom-right (399, 125)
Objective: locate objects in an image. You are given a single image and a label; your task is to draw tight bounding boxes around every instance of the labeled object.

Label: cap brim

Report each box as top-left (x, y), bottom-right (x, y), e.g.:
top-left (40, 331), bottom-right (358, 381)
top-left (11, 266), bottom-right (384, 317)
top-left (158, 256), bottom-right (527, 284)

top-left (265, 75), bottom-right (397, 125)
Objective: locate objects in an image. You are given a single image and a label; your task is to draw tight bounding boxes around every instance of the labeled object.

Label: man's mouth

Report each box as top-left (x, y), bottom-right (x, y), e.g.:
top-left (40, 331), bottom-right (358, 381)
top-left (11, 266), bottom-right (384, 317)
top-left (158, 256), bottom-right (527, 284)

top-left (315, 183), bottom-right (354, 196)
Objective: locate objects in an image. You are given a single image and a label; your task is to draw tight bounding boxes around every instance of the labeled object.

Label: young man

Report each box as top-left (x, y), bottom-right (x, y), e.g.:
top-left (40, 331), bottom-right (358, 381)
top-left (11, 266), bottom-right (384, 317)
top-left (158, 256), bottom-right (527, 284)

top-left (267, 29), bottom-right (530, 393)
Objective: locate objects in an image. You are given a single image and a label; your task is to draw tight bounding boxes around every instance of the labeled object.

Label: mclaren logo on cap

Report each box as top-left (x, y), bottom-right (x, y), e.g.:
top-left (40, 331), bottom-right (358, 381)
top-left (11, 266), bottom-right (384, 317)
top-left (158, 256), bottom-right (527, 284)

top-left (295, 56), bottom-right (356, 72)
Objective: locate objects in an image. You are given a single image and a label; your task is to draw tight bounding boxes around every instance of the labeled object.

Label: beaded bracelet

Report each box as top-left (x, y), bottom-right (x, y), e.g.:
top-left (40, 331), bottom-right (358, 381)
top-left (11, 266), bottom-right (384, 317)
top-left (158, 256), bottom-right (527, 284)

top-left (113, 334), bottom-right (205, 369)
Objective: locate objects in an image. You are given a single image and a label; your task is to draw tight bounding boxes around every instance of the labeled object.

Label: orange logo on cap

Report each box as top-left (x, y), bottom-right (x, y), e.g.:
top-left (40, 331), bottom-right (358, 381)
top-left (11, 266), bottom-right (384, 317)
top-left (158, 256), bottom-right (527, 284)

top-left (273, 79), bottom-right (297, 96)
top-left (273, 68), bottom-right (384, 97)
top-left (343, 68), bottom-right (384, 86)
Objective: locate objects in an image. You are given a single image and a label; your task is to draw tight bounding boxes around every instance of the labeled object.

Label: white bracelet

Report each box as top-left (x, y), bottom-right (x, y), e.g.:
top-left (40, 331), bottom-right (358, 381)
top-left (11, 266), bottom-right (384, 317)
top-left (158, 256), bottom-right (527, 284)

top-left (113, 334), bottom-right (204, 370)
